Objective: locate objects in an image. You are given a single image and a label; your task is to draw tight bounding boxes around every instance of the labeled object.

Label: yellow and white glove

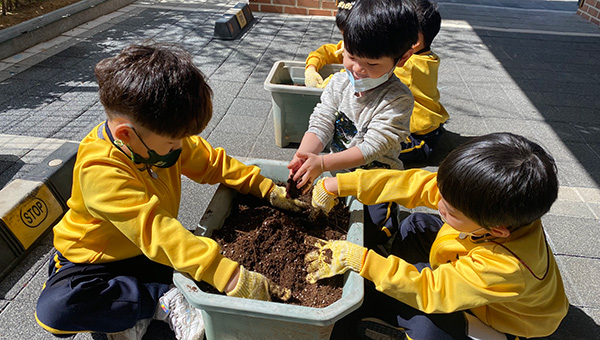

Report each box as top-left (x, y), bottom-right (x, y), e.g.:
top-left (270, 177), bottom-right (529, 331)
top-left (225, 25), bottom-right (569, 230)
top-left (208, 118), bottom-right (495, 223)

top-left (226, 266), bottom-right (291, 301)
top-left (305, 239), bottom-right (367, 284)
top-left (269, 185), bottom-right (309, 212)
top-left (305, 67), bottom-right (324, 88)
top-left (311, 178), bottom-right (338, 214)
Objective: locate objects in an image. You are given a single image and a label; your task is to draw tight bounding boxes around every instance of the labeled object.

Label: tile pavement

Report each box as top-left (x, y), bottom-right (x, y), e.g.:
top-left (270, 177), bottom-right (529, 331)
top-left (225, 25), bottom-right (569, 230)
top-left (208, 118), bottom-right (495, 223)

top-left (0, 0), bottom-right (599, 338)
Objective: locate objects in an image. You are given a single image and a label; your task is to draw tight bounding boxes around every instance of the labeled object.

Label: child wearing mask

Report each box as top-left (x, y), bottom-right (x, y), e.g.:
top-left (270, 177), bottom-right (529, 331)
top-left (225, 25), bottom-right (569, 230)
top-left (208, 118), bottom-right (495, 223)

top-left (35, 42), bottom-right (301, 340)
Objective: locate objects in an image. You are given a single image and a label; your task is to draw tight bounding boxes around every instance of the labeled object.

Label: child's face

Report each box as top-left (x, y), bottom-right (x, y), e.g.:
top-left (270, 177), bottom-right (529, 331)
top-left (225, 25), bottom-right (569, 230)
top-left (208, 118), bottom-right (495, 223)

top-left (437, 194), bottom-right (487, 236)
top-left (342, 50), bottom-right (396, 81)
top-left (129, 127), bottom-right (182, 158)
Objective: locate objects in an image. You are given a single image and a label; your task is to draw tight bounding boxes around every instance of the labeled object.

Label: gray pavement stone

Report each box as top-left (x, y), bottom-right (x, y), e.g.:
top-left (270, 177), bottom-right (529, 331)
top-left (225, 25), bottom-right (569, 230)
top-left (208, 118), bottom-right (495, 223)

top-left (543, 215), bottom-right (600, 258)
top-left (227, 97), bottom-right (272, 117)
top-left (1, 0), bottom-right (599, 338)
top-left (556, 160), bottom-right (600, 188)
top-left (0, 298), bottom-right (68, 340)
top-left (238, 82), bottom-right (272, 101)
top-left (557, 255), bottom-right (600, 308)
top-left (206, 132), bottom-right (259, 157)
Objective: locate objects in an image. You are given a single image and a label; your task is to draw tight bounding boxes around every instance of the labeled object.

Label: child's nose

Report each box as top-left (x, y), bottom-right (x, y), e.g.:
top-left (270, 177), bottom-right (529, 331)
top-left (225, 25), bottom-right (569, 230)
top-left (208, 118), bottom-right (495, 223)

top-left (351, 63), bottom-right (366, 76)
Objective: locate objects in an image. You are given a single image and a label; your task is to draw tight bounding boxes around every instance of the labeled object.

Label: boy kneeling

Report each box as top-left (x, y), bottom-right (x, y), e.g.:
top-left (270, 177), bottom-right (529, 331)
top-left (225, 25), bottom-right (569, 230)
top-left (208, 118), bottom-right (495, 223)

top-left (307, 132), bottom-right (568, 339)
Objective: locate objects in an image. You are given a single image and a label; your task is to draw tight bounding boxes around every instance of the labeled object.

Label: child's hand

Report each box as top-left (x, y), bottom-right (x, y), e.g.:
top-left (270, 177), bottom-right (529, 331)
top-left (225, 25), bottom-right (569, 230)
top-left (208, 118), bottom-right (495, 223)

top-left (305, 66), bottom-right (324, 88)
top-left (304, 238), bottom-right (366, 284)
top-left (287, 153), bottom-right (305, 177)
top-left (226, 266), bottom-right (291, 301)
top-left (269, 185), bottom-right (310, 212)
top-left (312, 178), bottom-right (338, 214)
top-left (292, 152), bottom-right (323, 190)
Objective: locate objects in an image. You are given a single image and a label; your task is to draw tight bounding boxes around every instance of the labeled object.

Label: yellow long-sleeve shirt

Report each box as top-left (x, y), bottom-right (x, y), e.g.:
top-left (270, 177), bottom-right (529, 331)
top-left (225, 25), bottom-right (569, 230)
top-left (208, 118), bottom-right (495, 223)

top-left (337, 169), bottom-right (569, 338)
top-left (306, 40), bottom-right (449, 135)
top-left (53, 122), bottom-right (274, 292)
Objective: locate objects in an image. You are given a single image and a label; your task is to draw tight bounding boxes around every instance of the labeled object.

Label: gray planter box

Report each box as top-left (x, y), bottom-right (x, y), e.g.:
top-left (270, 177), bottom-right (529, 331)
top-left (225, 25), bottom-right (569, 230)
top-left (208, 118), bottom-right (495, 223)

top-left (173, 159), bottom-right (364, 340)
top-left (264, 61), bottom-right (344, 147)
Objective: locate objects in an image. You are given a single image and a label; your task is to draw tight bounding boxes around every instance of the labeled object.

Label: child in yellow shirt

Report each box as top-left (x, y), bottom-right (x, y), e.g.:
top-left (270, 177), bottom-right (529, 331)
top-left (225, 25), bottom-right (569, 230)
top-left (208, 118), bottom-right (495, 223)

top-left (308, 132), bottom-right (568, 339)
top-left (35, 42), bottom-right (301, 340)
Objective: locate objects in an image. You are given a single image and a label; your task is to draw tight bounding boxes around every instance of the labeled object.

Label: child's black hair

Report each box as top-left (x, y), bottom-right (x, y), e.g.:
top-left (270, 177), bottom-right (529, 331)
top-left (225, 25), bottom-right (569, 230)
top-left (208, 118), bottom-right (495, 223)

top-left (95, 42), bottom-right (213, 139)
top-left (415, 0), bottom-right (441, 51)
top-left (335, 0), bottom-right (355, 32)
top-left (343, 0), bottom-right (419, 60)
top-left (437, 133), bottom-right (558, 229)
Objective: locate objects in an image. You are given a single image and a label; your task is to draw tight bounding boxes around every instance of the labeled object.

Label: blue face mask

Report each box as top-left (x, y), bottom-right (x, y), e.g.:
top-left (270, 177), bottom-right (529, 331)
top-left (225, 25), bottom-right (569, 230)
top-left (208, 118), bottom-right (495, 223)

top-left (346, 65), bottom-right (396, 93)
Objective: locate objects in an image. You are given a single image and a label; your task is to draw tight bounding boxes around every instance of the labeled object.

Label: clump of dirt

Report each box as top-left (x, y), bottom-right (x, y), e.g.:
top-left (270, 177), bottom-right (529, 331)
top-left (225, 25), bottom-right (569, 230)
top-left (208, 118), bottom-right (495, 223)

top-left (207, 189), bottom-right (351, 307)
top-left (285, 172), bottom-right (309, 199)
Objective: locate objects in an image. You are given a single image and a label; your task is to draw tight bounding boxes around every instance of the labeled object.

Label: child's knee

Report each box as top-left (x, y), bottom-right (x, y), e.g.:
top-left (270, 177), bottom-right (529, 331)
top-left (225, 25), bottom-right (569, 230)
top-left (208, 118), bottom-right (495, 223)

top-left (35, 302), bottom-right (76, 336)
top-left (399, 212), bottom-right (443, 234)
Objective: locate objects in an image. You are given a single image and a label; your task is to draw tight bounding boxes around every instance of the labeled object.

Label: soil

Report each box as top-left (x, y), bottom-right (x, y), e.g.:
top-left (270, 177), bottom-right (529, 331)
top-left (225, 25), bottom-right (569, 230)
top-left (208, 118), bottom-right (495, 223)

top-left (205, 188), bottom-right (351, 308)
top-left (0, 0), bottom-right (81, 30)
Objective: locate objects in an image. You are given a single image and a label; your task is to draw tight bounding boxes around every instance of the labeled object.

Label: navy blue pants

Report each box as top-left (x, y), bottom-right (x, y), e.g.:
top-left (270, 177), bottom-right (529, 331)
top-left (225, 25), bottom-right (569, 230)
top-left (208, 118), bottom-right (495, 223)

top-left (333, 213), bottom-right (472, 339)
top-left (379, 213), bottom-right (471, 339)
top-left (361, 213), bottom-right (517, 339)
top-left (399, 126), bottom-right (445, 164)
top-left (364, 202), bottom-right (399, 247)
top-left (35, 252), bottom-right (172, 335)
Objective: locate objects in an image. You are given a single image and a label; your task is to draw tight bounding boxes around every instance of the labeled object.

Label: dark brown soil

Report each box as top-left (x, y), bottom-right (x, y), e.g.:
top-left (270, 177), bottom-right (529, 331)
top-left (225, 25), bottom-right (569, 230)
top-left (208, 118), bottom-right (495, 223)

top-left (207, 189), bottom-right (351, 308)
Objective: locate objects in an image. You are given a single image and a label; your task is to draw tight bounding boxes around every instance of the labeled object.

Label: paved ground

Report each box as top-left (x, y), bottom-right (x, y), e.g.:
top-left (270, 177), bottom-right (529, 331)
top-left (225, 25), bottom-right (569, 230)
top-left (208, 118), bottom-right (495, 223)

top-left (0, 0), bottom-right (599, 339)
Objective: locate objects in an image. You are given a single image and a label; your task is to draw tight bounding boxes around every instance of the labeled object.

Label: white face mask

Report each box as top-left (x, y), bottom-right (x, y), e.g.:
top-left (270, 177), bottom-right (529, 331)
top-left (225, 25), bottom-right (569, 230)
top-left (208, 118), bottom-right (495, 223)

top-left (346, 65), bottom-right (395, 93)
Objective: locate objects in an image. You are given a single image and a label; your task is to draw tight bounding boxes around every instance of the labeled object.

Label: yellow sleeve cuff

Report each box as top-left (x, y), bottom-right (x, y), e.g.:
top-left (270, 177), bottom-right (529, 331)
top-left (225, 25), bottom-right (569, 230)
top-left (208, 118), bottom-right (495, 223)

top-left (201, 253), bottom-right (240, 292)
top-left (359, 249), bottom-right (391, 284)
top-left (336, 171), bottom-right (360, 198)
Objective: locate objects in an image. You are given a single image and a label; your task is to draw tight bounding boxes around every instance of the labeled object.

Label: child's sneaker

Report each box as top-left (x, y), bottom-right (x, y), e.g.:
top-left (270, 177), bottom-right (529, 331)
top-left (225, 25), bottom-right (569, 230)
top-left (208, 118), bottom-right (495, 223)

top-left (107, 318), bottom-right (151, 340)
top-left (358, 317), bottom-right (407, 340)
top-left (159, 287), bottom-right (205, 340)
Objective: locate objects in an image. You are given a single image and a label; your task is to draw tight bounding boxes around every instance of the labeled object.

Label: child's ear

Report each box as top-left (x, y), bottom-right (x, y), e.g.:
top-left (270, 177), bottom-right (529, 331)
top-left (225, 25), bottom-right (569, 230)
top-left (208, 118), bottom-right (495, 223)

top-left (489, 226), bottom-right (511, 238)
top-left (396, 48), bottom-right (415, 68)
top-left (113, 123), bottom-right (134, 143)
top-left (411, 32), bottom-right (425, 51)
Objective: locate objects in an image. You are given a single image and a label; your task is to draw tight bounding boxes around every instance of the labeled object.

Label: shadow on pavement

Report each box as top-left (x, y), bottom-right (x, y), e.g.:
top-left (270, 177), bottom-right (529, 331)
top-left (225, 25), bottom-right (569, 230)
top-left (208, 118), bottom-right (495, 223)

top-left (0, 155), bottom-right (23, 189)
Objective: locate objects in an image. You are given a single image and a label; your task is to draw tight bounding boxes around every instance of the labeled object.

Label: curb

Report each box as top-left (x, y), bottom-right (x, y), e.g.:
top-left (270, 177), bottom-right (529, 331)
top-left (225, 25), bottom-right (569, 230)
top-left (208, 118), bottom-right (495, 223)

top-left (0, 0), bottom-right (136, 60)
top-left (0, 142), bottom-right (78, 279)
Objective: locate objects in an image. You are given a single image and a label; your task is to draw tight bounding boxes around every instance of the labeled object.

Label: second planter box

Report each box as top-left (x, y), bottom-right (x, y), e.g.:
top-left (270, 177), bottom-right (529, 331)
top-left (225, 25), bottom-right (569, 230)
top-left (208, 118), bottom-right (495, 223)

top-left (264, 61), bottom-right (344, 147)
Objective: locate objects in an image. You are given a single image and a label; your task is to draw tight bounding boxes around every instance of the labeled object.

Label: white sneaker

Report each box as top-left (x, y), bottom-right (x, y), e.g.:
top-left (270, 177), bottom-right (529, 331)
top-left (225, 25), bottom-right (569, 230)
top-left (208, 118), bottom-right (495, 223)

top-left (159, 287), bottom-right (205, 340)
top-left (107, 318), bottom-right (152, 340)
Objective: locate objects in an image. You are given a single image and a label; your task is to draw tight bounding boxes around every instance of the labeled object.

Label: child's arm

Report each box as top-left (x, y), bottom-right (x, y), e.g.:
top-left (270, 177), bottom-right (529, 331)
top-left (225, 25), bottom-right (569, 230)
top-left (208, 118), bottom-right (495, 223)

top-left (182, 136), bottom-right (306, 211)
top-left (292, 146), bottom-right (365, 189)
top-left (305, 40), bottom-right (344, 71)
top-left (305, 40), bottom-right (344, 88)
top-left (305, 239), bottom-right (527, 313)
top-left (312, 168), bottom-right (441, 212)
top-left (182, 136), bottom-right (274, 198)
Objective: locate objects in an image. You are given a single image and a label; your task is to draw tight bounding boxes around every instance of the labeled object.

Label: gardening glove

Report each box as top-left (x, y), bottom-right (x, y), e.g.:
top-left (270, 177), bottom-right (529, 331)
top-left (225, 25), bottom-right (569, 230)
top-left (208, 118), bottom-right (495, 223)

top-left (269, 185), bottom-right (310, 212)
top-left (311, 178), bottom-right (338, 214)
top-left (227, 266), bottom-right (291, 301)
top-left (305, 239), bottom-right (367, 284)
top-left (305, 67), bottom-right (324, 88)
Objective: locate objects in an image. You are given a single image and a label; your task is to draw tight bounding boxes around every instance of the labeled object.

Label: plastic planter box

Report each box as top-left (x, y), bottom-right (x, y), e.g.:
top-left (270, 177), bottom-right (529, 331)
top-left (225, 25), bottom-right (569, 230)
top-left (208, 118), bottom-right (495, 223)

top-left (173, 159), bottom-right (364, 340)
top-left (264, 61), bottom-right (344, 147)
